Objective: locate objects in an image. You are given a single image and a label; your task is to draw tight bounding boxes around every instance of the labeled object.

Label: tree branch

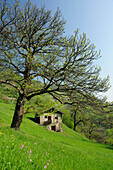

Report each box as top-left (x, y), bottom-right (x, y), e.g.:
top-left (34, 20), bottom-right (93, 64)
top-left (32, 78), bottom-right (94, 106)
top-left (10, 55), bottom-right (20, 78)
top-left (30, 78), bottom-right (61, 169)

top-left (0, 79), bottom-right (23, 94)
top-left (48, 92), bottom-right (64, 104)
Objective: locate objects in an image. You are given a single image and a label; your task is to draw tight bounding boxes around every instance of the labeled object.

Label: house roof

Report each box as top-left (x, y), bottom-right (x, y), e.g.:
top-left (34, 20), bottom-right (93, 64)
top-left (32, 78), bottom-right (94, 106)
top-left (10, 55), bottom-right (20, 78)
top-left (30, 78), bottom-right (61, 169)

top-left (42, 107), bottom-right (64, 115)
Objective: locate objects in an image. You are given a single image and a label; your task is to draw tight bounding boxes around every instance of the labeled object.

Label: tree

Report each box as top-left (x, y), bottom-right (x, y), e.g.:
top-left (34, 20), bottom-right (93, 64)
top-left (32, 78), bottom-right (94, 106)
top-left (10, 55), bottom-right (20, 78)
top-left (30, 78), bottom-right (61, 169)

top-left (0, 0), bottom-right (110, 129)
top-left (65, 93), bottom-right (113, 143)
top-left (63, 92), bottom-right (108, 131)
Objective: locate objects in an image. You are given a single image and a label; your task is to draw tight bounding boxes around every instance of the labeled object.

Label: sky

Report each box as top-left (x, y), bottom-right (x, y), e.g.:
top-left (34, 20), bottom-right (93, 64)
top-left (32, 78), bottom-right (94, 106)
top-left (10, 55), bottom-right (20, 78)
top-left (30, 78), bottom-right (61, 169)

top-left (34, 0), bottom-right (113, 102)
top-left (3, 0), bottom-right (113, 102)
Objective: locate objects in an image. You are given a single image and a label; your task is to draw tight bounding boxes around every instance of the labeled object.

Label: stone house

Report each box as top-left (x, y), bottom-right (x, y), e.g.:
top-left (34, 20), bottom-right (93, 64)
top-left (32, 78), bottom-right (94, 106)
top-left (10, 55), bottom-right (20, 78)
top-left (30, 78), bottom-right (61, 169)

top-left (35, 108), bottom-right (63, 132)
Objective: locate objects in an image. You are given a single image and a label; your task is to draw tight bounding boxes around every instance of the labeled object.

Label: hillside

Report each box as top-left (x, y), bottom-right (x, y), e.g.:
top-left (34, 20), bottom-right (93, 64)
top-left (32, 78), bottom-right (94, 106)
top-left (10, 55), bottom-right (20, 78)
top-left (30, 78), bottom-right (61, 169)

top-left (0, 103), bottom-right (113, 170)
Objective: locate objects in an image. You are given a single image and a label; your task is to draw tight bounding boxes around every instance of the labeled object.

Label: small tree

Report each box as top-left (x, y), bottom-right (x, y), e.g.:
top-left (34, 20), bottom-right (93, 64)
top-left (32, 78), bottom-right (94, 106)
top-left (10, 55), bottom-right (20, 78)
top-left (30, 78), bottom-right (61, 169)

top-left (0, 0), bottom-right (110, 129)
top-left (64, 92), bottom-right (108, 131)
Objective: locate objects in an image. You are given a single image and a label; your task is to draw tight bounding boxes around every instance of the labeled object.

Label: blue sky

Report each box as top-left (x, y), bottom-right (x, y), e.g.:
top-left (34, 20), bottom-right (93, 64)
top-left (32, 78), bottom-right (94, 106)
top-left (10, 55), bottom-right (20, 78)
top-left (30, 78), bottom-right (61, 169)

top-left (34, 0), bottom-right (113, 102)
top-left (4, 0), bottom-right (113, 101)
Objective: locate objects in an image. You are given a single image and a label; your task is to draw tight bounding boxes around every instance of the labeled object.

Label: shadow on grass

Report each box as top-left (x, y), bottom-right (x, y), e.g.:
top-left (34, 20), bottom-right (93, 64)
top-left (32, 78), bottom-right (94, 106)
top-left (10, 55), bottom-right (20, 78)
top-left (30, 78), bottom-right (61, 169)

top-left (27, 117), bottom-right (36, 123)
top-left (102, 145), bottom-right (113, 150)
top-left (97, 143), bottom-right (113, 150)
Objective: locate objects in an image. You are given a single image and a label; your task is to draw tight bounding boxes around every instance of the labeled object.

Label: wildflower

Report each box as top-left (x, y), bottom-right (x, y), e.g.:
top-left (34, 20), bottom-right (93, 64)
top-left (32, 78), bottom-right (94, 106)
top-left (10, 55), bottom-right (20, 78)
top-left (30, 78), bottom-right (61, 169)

top-left (47, 163), bottom-right (49, 165)
top-left (47, 160), bottom-right (50, 162)
top-left (29, 150), bottom-right (32, 153)
top-left (34, 142), bottom-right (37, 145)
top-left (44, 165), bottom-right (47, 169)
top-left (45, 152), bottom-right (47, 155)
top-left (20, 144), bottom-right (24, 149)
top-left (7, 146), bottom-right (9, 148)
top-left (0, 132), bottom-right (3, 134)
top-left (29, 159), bottom-right (32, 162)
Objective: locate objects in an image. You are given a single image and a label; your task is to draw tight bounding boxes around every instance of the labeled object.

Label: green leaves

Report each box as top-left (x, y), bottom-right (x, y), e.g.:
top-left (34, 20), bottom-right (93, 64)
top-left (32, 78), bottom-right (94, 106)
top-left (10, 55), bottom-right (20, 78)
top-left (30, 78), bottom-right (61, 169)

top-left (0, 0), bottom-right (110, 104)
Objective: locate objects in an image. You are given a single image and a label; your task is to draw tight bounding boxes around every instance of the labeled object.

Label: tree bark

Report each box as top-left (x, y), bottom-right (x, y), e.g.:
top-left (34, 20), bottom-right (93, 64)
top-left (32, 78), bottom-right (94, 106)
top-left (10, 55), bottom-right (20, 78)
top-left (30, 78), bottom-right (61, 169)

top-left (73, 109), bottom-right (84, 131)
top-left (74, 110), bottom-right (77, 131)
top-left (11, 93), bottom-right (25, 130)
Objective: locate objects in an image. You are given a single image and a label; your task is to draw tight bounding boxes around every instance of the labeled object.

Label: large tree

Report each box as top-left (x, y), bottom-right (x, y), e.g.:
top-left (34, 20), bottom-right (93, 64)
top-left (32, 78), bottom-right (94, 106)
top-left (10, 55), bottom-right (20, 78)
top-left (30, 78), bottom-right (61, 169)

top-left (0, 0), bottom-right (110, 129)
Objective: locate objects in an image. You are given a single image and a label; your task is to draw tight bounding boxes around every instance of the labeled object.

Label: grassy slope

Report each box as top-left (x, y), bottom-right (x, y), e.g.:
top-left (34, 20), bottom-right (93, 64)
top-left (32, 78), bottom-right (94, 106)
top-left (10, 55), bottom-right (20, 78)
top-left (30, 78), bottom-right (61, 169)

top-left (0, 103), bottom-right (113, 170)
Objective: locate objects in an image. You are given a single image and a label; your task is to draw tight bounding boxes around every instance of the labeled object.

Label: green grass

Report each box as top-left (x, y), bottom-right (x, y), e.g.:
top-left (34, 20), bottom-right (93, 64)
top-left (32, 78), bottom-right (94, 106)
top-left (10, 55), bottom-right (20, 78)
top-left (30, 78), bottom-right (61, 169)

top-left (0, 103), bottom-right (113, 170)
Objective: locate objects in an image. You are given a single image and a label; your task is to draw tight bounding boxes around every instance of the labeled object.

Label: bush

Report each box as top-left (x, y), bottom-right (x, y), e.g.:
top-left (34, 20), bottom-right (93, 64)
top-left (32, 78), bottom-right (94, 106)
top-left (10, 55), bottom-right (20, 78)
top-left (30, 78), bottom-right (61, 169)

top-left (62, 110), bottom-right (73, 129)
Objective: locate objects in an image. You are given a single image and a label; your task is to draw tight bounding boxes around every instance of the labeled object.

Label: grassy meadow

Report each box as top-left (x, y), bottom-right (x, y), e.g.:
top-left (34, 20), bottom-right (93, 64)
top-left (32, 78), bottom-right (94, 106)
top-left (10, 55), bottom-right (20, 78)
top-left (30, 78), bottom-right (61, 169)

top-left (0, 103), bottom-right (113, 170)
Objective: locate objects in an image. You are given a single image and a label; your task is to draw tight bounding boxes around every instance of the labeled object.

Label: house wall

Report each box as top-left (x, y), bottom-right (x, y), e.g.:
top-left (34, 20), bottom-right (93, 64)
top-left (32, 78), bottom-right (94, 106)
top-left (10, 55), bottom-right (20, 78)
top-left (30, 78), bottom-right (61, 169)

top-left (40, 113), bottom-right (62, 132)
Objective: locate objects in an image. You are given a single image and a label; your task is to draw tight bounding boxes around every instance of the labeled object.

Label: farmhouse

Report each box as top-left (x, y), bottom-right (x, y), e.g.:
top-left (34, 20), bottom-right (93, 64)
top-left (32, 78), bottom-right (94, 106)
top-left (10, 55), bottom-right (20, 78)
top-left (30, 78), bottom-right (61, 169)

top-left (35, 108), bottom-right (63, 132)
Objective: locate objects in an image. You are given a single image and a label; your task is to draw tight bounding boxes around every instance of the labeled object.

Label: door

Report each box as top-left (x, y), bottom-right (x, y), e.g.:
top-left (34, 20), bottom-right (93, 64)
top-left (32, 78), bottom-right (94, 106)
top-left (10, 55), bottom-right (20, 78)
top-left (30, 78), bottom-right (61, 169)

top-left (51, 126), bottom-right (56, 131)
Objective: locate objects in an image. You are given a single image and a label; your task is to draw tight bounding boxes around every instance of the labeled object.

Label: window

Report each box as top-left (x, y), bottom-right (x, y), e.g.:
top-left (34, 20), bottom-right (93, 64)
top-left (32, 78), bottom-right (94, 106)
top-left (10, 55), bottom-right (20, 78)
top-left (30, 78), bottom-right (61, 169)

top-left (55, 116), bottom-right (58, 119)
top-left (45, 116), bottom-right (47, 118)
top-left (48, 116), bottom-right (51, 120)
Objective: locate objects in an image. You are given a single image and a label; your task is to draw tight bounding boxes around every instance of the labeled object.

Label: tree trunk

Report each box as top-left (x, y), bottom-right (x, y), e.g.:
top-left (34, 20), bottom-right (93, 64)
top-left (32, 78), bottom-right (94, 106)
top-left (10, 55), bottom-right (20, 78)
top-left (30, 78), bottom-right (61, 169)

top-left (74, 110), bottom-right (77, 131)
top-left (11, 93), bottom-right (25, 130)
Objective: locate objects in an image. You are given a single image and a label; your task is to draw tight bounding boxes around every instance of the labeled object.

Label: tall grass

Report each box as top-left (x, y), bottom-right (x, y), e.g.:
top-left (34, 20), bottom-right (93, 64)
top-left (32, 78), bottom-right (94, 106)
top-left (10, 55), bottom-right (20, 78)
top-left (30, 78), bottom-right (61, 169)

top-left (0, 103), bottom-right (113, 170)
